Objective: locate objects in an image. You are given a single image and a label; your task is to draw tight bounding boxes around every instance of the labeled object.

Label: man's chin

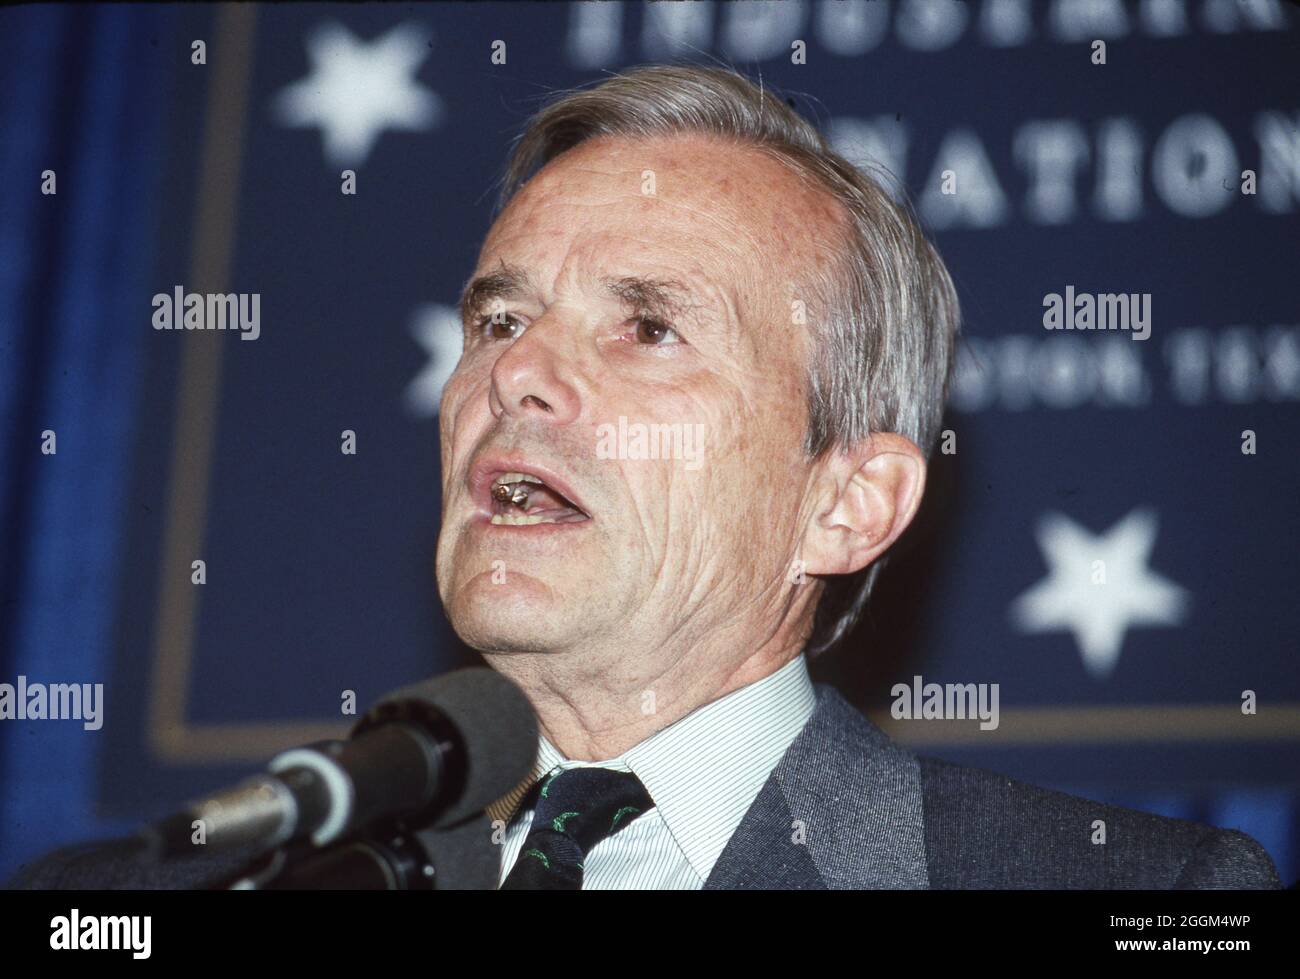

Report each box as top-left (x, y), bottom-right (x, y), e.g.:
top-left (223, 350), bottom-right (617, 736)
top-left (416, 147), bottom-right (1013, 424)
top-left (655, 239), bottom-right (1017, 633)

top-left (447, 576), bottom-right (588, 654)
top-left (452, 619), bottom-right (577, 656)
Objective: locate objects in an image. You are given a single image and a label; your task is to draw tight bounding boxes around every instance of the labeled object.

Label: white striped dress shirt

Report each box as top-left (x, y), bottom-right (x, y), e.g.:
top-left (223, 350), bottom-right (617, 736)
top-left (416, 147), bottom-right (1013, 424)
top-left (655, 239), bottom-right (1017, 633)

top-left (487, 654), bottom-right (817, 889)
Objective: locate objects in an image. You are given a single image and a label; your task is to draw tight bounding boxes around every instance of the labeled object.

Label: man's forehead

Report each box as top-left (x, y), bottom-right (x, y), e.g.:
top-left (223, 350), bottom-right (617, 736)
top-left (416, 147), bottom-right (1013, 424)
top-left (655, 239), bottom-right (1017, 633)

top-left (472, 135), bottom-right (843, 325)
top-left (493, 133), bottom-right (841, 252)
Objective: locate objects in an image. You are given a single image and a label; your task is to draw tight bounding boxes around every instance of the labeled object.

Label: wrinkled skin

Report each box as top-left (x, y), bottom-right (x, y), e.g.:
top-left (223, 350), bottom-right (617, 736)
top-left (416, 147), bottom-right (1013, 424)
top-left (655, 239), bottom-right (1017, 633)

top-left (437, 134), bottom-right (925, 759)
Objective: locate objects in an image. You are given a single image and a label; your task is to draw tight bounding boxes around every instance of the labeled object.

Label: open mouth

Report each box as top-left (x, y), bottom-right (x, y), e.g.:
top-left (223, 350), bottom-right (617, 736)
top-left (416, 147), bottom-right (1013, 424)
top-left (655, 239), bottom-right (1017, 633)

top-left (488, 471), bottom-right (590, 526)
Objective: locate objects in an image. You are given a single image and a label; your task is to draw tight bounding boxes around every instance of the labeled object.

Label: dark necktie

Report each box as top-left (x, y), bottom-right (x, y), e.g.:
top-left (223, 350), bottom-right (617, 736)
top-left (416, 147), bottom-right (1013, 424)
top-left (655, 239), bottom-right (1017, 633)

top-left (500, 767), bottom-right (655, 890)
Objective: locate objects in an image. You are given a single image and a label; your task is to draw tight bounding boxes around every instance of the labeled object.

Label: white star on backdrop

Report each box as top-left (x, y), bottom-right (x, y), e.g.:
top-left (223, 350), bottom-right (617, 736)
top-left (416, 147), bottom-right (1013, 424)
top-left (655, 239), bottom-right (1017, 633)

top-left (273, 21), bottom-right (443, 166)
top-left (1010, 508), bottom-right (1191, 680)
top-left (405, 304), bottom-right (463, 417)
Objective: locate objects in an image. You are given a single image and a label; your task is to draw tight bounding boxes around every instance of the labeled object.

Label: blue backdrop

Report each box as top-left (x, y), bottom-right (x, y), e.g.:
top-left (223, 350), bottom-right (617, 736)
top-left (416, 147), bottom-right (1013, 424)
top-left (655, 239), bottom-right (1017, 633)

top-left (1, 1), bottom-right (1297, 885)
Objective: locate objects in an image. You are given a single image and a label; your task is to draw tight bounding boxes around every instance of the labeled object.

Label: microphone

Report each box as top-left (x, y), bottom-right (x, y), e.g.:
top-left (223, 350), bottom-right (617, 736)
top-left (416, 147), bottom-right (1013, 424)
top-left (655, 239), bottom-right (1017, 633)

top-left (141, 667), bottom-right (537, 861)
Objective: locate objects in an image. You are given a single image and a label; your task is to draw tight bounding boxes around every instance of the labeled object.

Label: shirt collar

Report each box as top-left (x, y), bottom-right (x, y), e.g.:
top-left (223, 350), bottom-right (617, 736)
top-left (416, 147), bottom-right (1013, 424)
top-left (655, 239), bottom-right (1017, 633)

top-left (486, 653), bottom-right (817, 882)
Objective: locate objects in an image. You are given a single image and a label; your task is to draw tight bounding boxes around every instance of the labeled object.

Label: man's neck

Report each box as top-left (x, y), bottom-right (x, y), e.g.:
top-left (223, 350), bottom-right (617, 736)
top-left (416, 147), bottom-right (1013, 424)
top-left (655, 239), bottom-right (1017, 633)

top-left (485, 636), bottom-right (807, 761)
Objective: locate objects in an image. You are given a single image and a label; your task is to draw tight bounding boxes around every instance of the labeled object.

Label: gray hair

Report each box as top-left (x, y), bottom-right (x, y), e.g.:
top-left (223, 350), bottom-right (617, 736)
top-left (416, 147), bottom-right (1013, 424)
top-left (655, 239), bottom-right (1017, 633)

top-left (495, 64), bottom-right (960, 656)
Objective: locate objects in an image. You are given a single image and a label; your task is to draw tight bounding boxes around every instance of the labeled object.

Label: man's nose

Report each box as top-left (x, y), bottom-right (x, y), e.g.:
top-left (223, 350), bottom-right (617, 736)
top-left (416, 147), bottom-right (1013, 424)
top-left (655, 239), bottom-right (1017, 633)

top-left (487, 322), bottom-right (582, 425)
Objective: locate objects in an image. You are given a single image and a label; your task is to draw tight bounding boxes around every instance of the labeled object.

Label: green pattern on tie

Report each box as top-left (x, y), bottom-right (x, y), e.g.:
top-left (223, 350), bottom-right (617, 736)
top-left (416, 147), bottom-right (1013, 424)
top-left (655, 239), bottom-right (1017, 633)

top-left (522, 848), bottom-right (550, 870)
top-left (500, 767), bottom-right (655, 890)
top-left (610, 805), bottom-right (641, 830)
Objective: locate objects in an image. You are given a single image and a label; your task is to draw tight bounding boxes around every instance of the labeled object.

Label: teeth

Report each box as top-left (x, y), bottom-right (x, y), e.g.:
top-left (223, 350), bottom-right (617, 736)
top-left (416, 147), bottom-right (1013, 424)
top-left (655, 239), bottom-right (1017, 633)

top-left (491, 471), bottom-right (547, 510)
top-left (493, 484), bottom-right (530, 506)
top-left (491, 472), bottom-right (544, 490)
top-left (490, 512), bottom-right (562, 526)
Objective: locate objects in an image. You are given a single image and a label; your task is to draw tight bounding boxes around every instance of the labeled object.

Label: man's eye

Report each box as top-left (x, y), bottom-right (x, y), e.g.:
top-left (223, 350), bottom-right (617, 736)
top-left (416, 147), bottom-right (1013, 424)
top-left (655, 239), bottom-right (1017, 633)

top-left (477, 313), bottom-right (524, 340)
top-left (631, 317), bottom-right (682, 345)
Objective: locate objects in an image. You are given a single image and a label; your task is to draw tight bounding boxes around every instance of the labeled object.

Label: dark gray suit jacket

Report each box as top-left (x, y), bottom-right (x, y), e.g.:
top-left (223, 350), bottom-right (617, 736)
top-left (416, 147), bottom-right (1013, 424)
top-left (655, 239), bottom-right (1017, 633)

top-left (9, 684), bottom-right (1283, 889)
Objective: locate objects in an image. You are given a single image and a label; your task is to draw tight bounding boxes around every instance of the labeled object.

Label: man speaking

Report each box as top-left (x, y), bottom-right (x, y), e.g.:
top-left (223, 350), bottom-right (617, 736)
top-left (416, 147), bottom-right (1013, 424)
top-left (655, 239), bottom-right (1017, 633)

top-left (430, 63), bottom-right (1280, 890)
top-left (14, 64), bottom-right (1282, 890)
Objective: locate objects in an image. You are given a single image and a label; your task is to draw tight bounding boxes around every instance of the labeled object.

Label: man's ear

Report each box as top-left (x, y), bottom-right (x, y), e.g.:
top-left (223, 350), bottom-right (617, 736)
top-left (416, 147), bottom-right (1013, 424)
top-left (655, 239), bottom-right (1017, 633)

top-left (799, 433), bottom-right (927, 577)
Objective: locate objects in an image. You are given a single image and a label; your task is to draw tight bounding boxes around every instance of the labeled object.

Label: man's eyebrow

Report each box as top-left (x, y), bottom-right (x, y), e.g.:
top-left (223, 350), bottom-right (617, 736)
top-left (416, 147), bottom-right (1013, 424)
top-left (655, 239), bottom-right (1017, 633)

top-left (603, 275), bottom-right (708, 323)
top-left (459, 266), bottom-right (714, 327)
top-left (459, 262), bottom-right (535, 325)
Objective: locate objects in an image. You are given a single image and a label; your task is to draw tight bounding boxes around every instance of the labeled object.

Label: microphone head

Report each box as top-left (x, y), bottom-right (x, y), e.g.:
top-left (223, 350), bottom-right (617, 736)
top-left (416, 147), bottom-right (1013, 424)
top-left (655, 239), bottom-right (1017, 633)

top-left (366, 667), bottom-right (537, 827)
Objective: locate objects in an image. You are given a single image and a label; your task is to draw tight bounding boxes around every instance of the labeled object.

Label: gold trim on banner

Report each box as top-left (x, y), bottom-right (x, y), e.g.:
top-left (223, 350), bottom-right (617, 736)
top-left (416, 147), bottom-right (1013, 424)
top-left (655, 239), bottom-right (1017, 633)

top-left (147, 5), bottom-right (351, 763)
top-left (876, 704), bottom-right (1300, 746)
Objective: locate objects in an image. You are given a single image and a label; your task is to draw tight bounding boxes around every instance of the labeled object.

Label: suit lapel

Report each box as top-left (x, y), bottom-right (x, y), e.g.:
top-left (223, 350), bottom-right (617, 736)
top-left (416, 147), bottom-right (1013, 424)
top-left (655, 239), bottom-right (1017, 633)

top-left (703, 773), bottom-right (825, 889)
top-left (706, 683), bottom-right (930, 890)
